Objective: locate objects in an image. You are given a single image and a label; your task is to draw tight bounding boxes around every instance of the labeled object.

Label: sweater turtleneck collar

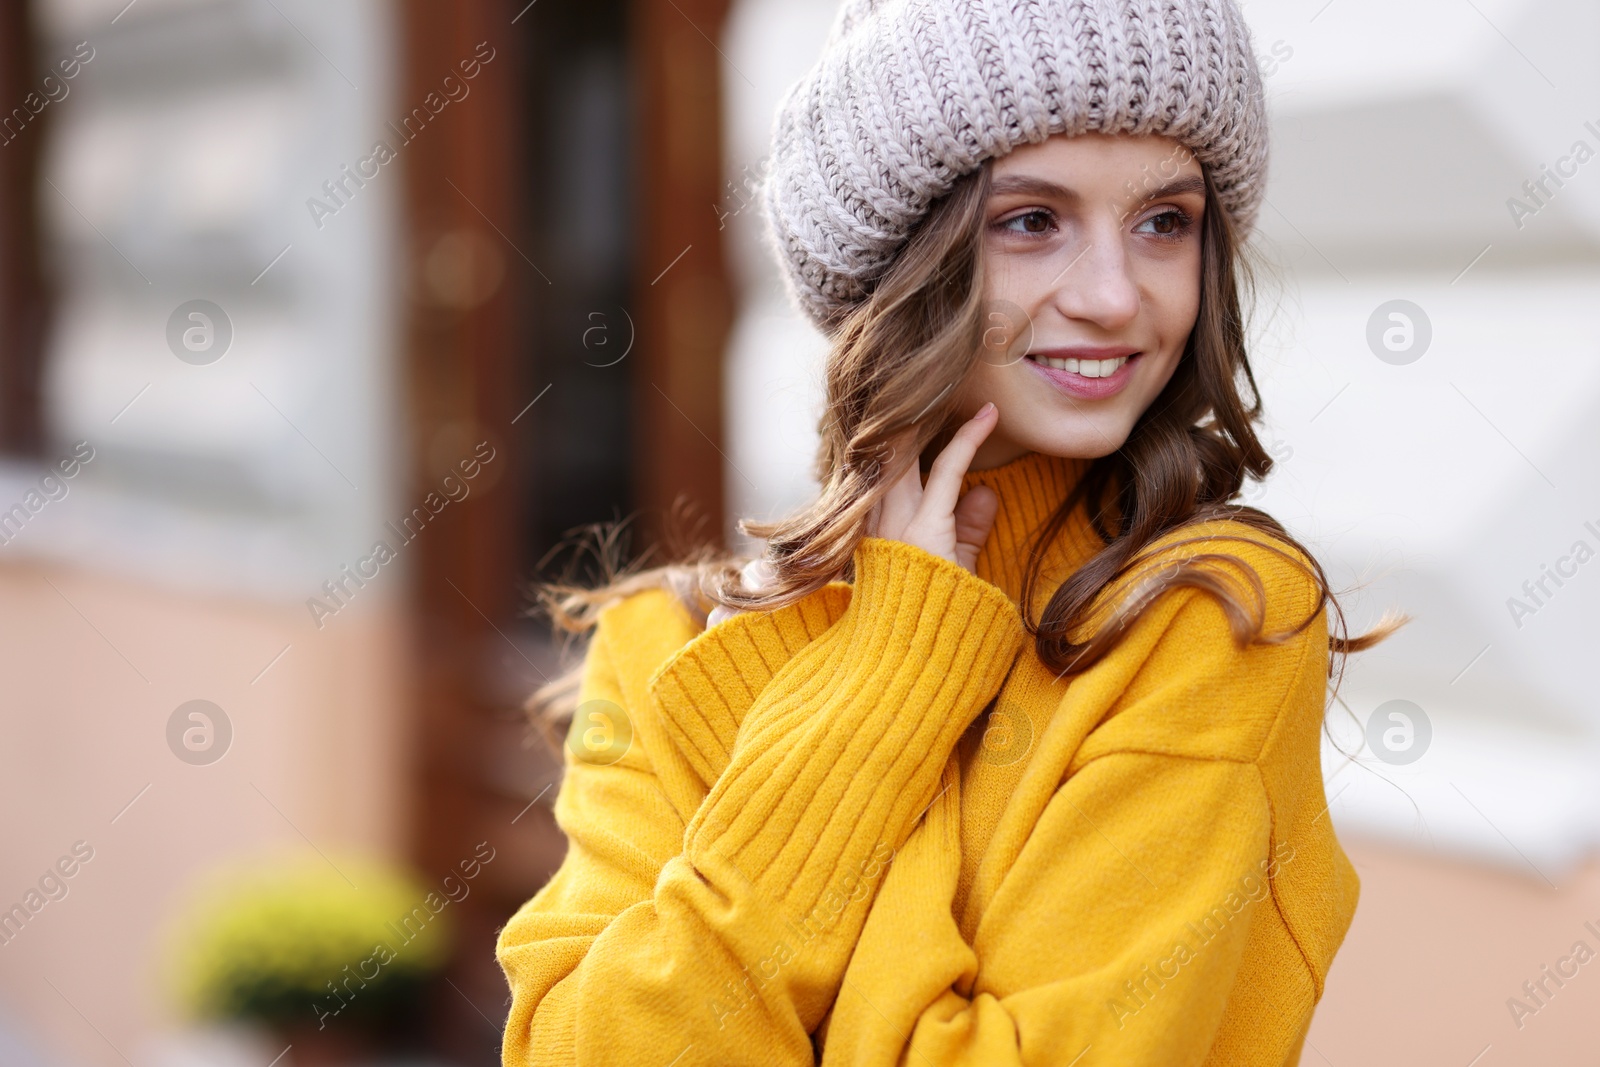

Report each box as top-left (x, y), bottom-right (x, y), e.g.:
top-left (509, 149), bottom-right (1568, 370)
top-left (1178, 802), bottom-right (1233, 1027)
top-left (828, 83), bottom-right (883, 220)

top-left (960, 450), bottom-right (1106, 616)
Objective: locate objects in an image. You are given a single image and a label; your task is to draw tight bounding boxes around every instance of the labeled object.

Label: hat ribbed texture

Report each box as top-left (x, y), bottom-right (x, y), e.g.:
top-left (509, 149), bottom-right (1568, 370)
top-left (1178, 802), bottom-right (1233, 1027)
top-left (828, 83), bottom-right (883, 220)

top-left (763, 0), bottom-right (1270, 331)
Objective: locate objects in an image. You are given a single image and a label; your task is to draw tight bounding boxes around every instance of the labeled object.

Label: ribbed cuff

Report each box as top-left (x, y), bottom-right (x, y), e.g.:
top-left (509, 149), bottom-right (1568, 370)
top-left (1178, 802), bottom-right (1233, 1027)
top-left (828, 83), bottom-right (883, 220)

top-left (685, 537), bottom-right (1025, 919)
top-left (649, 582), bottom-right (854, 790)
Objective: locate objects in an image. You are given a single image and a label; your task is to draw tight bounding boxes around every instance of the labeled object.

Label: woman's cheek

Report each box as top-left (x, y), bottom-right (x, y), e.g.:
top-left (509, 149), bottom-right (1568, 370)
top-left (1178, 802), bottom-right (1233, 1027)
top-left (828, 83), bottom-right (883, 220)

top-left (956, 360), bottom-right (1007, 418)
top-left (1141, 251), bottom-right (1202, 370)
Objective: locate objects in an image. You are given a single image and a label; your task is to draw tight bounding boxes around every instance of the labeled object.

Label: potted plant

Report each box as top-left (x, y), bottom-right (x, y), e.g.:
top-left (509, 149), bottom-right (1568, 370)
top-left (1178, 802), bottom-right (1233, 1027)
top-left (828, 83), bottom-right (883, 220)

top-left (167, 853), bottom-right (453, 1066)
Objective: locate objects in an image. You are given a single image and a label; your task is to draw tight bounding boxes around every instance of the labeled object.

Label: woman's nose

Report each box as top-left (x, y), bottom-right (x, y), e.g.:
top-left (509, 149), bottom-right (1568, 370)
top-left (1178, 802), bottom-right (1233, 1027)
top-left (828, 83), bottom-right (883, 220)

top-left (1047, 234), bottom-right (1141, 331)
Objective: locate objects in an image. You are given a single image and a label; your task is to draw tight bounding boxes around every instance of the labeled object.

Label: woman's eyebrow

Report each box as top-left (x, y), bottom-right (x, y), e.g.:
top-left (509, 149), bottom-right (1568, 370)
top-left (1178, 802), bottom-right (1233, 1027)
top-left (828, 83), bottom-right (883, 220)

top-left (988, 174), bottom-right (1078, 200)
top-left (1132, 174), bottom-right (1207, 203)
top-left (988, 172), bottom-right (1206, 204)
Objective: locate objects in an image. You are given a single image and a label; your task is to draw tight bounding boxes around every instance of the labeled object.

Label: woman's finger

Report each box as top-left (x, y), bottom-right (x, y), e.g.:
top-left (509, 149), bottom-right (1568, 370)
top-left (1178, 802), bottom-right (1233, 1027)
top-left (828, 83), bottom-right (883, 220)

top-left (918, 403), bottom-right (998, 522)
top-left (875, 450), bottom-right (924, 540)
top-left (952, 484), bottom-right (999, 573)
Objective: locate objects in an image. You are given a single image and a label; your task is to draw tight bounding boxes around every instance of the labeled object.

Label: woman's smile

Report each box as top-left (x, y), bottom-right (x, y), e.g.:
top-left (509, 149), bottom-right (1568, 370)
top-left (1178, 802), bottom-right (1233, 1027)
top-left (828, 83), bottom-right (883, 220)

top-left (1022, 345), bottom-right (1142, 400)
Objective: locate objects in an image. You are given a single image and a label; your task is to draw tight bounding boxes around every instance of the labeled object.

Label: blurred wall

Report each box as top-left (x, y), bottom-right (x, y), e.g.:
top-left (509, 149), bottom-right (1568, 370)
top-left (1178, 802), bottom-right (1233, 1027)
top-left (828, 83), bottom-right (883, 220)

top-left (719, 0), bottom-right (836, 546)
top-left (1240, 1), bottom-right (1600, 1056)
top-left (1241, 0), bottom-right (1600, 876)
top-left (0, 0), bottom-right (409, 1063)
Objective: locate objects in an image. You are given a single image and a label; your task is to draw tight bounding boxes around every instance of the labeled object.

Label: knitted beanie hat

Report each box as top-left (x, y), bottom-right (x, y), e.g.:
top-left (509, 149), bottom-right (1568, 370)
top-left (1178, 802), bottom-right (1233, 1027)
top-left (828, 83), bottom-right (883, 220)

top-left (763, 0), bottom-right (1269, 332)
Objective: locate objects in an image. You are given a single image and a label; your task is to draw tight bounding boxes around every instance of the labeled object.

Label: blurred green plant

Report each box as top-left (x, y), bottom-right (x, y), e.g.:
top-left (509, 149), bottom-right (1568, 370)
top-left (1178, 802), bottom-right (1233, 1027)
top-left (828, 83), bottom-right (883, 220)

top-left (167, 853), bottom-right (452, 1031)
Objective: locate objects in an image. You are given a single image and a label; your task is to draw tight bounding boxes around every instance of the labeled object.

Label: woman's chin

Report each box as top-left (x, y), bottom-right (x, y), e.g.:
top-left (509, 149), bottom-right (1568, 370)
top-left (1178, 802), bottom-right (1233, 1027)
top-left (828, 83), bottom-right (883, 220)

top-left (1017, 421), bottom-right (1131, 462)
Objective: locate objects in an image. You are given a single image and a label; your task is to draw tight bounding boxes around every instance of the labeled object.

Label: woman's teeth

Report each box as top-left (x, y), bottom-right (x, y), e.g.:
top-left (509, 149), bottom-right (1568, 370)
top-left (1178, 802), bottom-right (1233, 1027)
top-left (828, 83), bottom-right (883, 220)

top-left (1029, 354), bottom-right (1130, 378)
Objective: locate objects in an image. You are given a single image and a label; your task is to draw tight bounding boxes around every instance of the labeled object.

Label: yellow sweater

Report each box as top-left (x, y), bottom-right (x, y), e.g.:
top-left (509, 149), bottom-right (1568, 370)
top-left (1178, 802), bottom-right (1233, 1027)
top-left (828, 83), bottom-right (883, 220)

top-left (496, 450), bottom-right (1357, 1066)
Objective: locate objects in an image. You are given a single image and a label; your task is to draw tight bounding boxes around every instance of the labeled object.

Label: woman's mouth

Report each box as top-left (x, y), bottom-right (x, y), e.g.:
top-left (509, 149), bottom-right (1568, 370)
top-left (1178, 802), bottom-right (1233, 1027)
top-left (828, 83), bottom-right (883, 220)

top-left (1023, 348), bottom-right (1140, 399)
top-left (1027, 353), bottom-right (1129, 378)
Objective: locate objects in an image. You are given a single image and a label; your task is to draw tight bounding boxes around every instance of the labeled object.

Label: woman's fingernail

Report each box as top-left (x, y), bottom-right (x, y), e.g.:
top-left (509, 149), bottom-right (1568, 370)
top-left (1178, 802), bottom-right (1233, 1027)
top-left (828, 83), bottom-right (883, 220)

top-left (978, 402), bottom-right (996, 419)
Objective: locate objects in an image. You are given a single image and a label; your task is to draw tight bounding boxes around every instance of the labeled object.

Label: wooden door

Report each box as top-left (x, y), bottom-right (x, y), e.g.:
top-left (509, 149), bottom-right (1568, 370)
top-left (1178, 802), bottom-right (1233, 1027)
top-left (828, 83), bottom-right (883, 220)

top-left (0, 0), bottom-right (48, 455)
top-left (397, 0), bottom-right (734, 1060)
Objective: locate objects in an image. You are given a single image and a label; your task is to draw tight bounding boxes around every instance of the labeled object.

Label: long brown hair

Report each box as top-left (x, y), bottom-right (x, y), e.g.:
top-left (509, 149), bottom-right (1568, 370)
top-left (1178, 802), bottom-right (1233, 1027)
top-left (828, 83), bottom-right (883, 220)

top-left (531, 156), bottom-right (1400, 724)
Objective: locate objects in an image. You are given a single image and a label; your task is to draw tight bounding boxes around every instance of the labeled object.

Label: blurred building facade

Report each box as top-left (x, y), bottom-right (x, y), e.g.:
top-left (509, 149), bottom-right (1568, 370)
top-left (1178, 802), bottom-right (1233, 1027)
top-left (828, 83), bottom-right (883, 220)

top-left (1, 1), bottom-right (416, 1063)
top-left (0, 0), bottom-right (736, 1063)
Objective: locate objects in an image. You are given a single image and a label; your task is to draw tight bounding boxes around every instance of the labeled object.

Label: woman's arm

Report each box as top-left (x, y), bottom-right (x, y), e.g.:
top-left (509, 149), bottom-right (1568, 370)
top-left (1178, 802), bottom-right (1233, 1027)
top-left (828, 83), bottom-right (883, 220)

top-left (497, 536), bottom-right (1025, 1066)
top-left (825, 750), bottom-right (1282, 1064)
top-left (498, 407), bottom-right (1020, 1065)
top-left (817, 572), bottom-right (1342, 1066)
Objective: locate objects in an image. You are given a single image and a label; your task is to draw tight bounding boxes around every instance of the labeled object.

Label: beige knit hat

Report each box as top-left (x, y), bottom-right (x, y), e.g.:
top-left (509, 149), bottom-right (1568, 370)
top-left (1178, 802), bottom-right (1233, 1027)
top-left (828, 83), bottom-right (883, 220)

top-left (763, 0), bottom-right (1270, 332)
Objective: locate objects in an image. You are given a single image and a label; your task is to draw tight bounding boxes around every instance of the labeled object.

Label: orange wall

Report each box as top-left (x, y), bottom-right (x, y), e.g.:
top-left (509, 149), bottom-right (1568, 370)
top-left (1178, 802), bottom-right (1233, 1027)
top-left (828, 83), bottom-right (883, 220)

top-left (1310, 837), bottom-right (1600, 1066)
top-left (0, 560), bottom-right (410, 1066)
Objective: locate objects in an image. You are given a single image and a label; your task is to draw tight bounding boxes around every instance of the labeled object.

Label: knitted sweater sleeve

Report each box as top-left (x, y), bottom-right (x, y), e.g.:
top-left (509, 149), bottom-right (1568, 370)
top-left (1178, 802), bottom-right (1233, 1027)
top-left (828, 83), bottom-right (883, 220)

top-left (496, 538), bottom-right (1026, 1066)
top-left (816, 578), bottom-right (1336, 1066)
top-left (828, 752), bottom-right (1279, 1065)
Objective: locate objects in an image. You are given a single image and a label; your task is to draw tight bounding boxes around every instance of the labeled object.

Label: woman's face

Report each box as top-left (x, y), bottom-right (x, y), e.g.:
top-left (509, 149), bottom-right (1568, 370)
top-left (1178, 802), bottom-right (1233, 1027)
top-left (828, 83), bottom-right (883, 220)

top-left (956, 132), bottom-right (1207, 469)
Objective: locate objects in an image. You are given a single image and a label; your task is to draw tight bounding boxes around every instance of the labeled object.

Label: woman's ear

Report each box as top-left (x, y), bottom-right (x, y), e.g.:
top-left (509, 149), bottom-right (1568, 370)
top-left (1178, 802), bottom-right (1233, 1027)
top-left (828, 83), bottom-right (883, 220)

top-left (740, 558), bottom-right (775, 594)
top-left (705, 558), bottom-right (775, 629)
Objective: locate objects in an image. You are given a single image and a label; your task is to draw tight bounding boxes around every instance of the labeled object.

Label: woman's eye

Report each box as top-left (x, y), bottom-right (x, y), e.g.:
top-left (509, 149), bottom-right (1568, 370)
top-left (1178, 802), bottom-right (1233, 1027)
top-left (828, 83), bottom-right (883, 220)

top-left (1001, 210), bottom-right (1054, 235)
top-left (1135, 209), bottom-right (1192, 237)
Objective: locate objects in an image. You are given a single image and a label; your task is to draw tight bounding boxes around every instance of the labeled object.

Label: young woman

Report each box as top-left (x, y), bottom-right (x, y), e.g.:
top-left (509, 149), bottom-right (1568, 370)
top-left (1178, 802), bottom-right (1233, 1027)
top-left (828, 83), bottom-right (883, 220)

top-left (497, 0), bottom-right (1394, 1063)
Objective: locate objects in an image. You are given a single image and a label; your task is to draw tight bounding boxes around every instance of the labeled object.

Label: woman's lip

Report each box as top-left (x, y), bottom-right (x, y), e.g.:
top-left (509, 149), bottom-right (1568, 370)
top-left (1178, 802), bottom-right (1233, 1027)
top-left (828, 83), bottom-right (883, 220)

top-left (1023, 351), bottom-right (1140, 400)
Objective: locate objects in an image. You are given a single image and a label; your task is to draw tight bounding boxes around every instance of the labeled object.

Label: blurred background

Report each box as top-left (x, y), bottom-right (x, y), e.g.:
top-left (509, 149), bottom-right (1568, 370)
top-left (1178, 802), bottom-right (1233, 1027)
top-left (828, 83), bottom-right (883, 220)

top-left (0, 0), bottom-right (1596, 1063)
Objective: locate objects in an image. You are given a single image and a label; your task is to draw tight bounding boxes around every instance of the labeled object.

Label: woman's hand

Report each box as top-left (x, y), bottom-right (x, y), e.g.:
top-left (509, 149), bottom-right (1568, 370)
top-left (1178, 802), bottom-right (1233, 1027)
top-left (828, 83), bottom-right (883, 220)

top-left (706, 404), bottom-right (1001, 630)
top-left (866, 403), bottom-right (1000, 574)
